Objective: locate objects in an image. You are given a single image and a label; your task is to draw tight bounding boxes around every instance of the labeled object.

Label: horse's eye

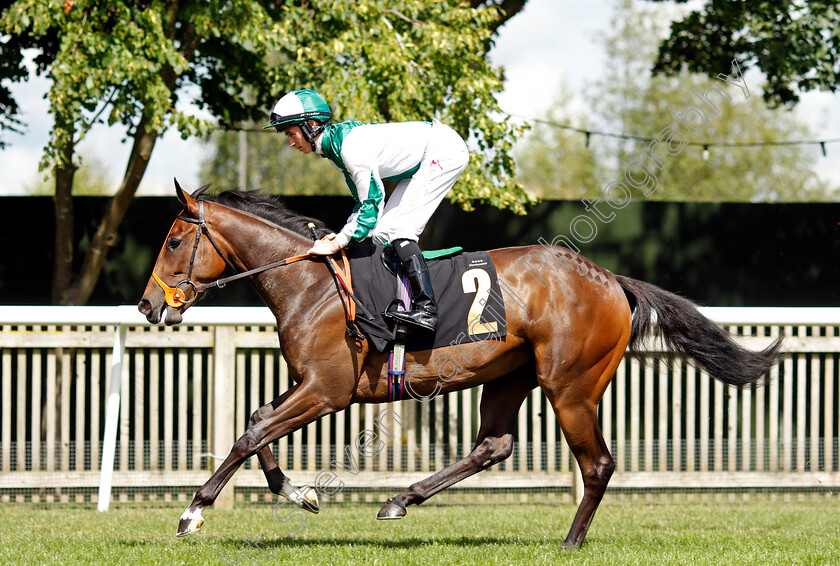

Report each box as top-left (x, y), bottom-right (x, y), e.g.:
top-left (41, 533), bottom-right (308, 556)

top-left (167, 238), bottom-right (182, 250)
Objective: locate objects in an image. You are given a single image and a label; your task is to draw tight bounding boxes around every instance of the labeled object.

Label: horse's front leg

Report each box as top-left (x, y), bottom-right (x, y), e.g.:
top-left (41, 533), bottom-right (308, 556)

top-left (246, 386), bottom-right (321, 513)
top-left (176, 381), bottom-right (346, 536)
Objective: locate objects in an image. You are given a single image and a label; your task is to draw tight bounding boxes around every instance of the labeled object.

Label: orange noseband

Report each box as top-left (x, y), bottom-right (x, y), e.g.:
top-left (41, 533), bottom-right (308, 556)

top-left (152, 272), bottom-right (191, 308)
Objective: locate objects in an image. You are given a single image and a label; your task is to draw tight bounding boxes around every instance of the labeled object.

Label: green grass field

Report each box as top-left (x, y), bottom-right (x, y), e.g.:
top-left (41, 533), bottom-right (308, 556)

top-left (1, 499), bottom-right (838, 565)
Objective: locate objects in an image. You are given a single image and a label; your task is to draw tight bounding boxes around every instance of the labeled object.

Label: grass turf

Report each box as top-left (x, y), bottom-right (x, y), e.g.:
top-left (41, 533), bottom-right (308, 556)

top-left (0, 500), bottom-right (838, 565)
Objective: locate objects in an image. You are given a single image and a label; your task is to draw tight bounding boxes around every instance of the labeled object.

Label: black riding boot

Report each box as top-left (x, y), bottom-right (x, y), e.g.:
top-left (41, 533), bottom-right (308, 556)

top-left (386, 240), bottom-right (438, 332)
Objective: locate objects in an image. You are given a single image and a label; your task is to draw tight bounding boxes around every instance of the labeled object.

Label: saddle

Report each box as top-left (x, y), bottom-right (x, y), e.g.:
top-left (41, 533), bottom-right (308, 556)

top-left (343, 244), bottom-right (508, 353)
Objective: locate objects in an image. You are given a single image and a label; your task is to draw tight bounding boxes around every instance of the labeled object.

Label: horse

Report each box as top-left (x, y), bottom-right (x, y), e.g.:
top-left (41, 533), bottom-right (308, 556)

top-left (138, 181), bottom-right (782, 549)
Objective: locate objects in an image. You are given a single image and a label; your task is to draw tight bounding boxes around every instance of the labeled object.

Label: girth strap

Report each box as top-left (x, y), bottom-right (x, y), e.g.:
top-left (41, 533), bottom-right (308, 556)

top-left (327, 251), bottom-right (356, 322)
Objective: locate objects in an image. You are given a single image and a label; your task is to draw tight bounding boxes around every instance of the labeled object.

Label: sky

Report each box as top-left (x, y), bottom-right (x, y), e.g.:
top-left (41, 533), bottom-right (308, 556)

top-left (1, 0), bottom-right (838, 195)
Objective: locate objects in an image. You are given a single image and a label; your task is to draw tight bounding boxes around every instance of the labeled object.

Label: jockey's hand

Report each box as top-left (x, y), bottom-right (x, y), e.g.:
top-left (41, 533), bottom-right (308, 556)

top-left (308, 233), bottom-right (341, 256)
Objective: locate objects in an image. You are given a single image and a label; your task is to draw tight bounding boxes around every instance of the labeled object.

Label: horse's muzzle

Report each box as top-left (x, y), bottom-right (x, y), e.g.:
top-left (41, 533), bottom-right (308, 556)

top-left (138, 298), bottom-right (153, 315)
top-left (138, 297), bottom-right (183, 326)
top-left (138, 297), bottom-right (162, 324)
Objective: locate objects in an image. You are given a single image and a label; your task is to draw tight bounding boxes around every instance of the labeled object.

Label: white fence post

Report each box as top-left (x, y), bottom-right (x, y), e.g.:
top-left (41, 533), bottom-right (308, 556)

top-left (213, 325), bottom-right (237, 509)
top-left (573, 460), bottom-right (584, 503)
top-left (97, 324), bottom-right (127, 512)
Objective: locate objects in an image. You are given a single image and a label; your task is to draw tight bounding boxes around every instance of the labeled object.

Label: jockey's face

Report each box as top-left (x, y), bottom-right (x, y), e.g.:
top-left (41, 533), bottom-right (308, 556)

top-left (284, 120), bottom-right (321, 154)
top-left (284, 125), bottom-right (311, 154)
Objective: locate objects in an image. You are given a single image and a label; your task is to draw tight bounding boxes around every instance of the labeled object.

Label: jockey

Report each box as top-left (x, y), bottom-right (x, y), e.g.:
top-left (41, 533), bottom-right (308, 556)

top-left (265, 89), bottom-right (469, 333)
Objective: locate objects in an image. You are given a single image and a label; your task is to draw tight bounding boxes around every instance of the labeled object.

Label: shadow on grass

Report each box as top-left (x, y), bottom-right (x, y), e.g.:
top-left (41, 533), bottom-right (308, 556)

top-left (113, 535), bottom-right (565, 555)
top-left (209, 535), bottom-right (558, 549)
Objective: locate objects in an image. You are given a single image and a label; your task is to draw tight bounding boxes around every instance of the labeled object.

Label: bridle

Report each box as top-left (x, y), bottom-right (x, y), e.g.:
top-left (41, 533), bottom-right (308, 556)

top-left (151, 200), bottom-right (375, 338)
top-left (152, 201), bottom-right (312, 309)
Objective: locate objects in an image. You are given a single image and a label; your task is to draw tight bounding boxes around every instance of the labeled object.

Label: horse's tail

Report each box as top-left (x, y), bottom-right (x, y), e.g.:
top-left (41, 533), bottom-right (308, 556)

top-left (615, 275), bottom-right (783, 387)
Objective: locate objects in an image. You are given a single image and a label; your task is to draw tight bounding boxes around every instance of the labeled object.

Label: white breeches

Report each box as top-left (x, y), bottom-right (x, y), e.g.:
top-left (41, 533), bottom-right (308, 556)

top-left (370, 120), bottom-right (469, 246)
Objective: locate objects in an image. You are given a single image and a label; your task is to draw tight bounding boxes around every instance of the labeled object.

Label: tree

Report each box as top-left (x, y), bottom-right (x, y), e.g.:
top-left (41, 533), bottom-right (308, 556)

top-left (471, 0), bottom-right (529, 35)
top-left (0, 1), bottom-right (57, 149)
top-left (646, 0), bottom-right (840, 107)
top-left (27, 152), bottom-right (113, 196)
top-left (0, 0), bottom-right (532, 305)
top-left (514, 82), bottom-right (600, 199)
top-left (1, 1), bottom-right (284, 304)
top-left (201, 126), bottom-right (347, 195)
top-left (202, 1), bottom-right (531, 195)
top-left (517, 0), bottom-right (831, 201)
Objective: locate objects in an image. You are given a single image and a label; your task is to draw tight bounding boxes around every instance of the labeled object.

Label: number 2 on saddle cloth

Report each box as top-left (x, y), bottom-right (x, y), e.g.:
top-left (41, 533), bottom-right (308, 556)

top-left (344, 244), bottom-right (509, 401)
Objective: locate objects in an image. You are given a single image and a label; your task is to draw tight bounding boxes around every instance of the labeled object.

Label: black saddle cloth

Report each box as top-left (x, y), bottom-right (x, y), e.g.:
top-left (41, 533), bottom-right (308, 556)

top-left (345, 245), bottom-right (507, 352)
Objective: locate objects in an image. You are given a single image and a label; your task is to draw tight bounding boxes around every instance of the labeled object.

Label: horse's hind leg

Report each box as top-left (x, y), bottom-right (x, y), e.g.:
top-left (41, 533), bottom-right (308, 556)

top-left (377, 365), bottom-right (537, 519)
top-left (553, 399), bottom-right (614, 549)
top-left (539, 346), bottom-right (624, 549)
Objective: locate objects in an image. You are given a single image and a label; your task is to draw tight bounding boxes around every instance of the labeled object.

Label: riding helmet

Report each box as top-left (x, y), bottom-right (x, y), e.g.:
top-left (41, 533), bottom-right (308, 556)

top-left (264, 89), bottom-right (333, 151)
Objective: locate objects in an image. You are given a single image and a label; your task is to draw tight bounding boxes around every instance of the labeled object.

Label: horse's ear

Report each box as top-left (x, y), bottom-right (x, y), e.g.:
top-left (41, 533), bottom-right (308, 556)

top-left (174, 178), bottom-right (198, 213)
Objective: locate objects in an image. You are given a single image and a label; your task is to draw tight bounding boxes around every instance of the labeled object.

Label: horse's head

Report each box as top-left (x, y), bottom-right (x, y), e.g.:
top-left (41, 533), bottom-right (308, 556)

top-left (138, 179), bottom-right (231, 325)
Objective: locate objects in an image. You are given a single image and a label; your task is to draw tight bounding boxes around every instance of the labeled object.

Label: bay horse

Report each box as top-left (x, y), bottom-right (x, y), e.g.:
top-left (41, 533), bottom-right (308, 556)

top-left (138, 182), bottom-right (781, 549)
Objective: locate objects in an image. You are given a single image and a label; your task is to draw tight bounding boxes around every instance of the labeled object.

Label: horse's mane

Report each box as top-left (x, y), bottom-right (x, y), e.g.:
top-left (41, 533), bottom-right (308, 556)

top-left (193, 186), bottom-right (331, 238)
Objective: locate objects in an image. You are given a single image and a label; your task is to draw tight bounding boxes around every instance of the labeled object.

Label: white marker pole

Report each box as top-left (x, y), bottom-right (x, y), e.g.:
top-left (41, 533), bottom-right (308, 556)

top-left (98, 324), bottom-right (127, 512)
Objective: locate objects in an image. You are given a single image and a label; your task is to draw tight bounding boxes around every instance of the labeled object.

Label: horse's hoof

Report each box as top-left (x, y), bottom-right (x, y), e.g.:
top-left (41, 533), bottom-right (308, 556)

top-left (288, 485), bottom-right (320, 514)
top-left (176, 517), bottom-right (204, 537)
top-left (376, 498), bottom-right (406, 520)
top-left (561, 540), bottom-right (582, 550)
top-left (176, 508), bottom-right (205, 537)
